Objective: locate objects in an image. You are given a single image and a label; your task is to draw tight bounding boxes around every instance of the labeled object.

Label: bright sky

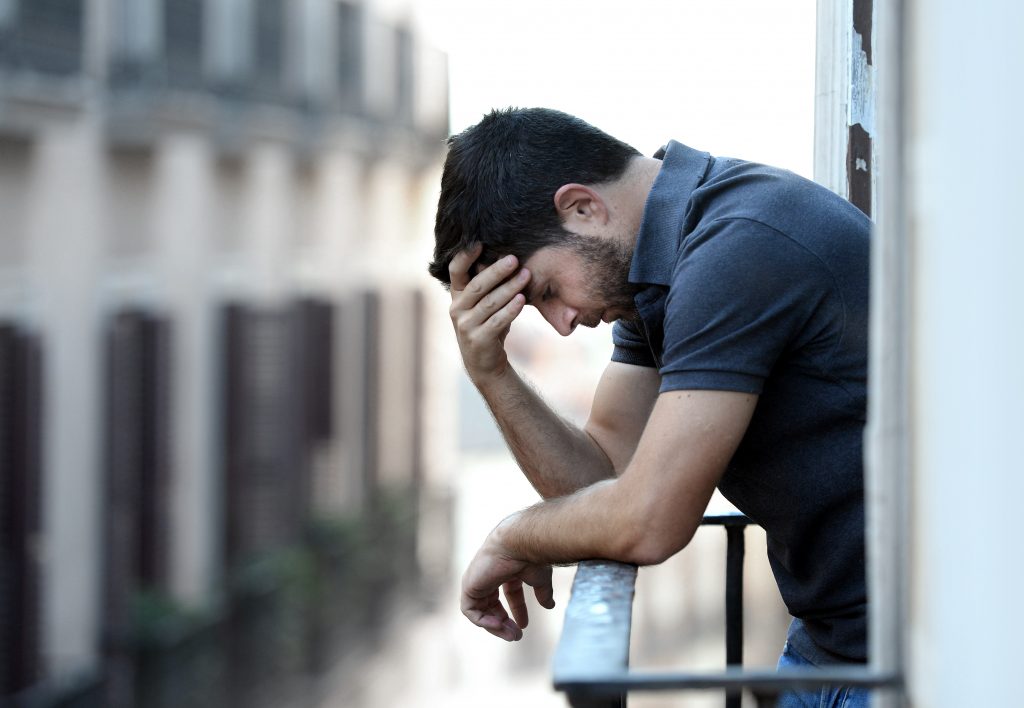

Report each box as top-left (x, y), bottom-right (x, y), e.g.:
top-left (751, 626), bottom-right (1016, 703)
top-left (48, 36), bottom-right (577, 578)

top-left (416, 0), bottom-right (817, 176)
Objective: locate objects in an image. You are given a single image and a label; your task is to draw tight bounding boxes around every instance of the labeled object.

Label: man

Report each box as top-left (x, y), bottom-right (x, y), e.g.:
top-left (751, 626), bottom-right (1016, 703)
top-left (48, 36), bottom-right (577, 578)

top-left (428, 107), bottom-right (870, 707)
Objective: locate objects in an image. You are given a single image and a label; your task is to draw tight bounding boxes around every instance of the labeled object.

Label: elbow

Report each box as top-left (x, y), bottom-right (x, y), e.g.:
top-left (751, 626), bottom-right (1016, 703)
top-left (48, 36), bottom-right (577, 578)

top-left (615, 512), bottom-right (698, 567)
top-left (596, 475), bottom-right (703, 566)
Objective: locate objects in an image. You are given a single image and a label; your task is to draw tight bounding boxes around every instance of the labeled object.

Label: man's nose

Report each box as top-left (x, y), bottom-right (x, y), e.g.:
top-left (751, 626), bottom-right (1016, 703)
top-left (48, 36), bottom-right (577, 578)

top-left (539, 302), bottom-right (578, 336)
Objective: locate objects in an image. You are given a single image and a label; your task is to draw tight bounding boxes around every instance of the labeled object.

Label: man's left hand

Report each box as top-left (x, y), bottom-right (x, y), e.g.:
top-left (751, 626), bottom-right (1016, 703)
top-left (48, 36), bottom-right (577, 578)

top-left (461, 520), bottom-right (555, 642)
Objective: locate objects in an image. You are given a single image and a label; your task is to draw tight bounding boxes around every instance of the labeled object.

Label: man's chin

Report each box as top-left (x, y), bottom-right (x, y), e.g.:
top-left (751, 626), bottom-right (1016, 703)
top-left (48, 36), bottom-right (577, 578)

top-left (601, 308), bottom-right (634, 325)
top-left (605, 308), bottom-right (641, 327)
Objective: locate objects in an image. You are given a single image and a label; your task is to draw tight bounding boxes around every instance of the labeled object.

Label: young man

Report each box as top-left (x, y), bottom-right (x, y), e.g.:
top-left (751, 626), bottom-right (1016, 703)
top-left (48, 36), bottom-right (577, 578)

top-left (429, 108), bottom-right (870, 706)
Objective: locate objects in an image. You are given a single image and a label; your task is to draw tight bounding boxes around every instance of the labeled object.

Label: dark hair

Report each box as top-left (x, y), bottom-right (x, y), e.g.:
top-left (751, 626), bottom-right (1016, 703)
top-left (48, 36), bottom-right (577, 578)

top-left (428, 107), bottom-right (641, 287)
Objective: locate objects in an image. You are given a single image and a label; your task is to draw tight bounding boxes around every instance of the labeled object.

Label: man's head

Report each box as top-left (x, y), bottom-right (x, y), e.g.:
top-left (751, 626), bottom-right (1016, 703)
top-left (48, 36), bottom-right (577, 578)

top-left (428, 107), bottom-right (642, 287)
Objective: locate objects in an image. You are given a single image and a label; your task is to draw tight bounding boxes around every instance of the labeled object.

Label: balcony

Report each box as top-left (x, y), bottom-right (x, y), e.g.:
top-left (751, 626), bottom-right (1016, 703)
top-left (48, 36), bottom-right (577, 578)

top-left (0, 0), bottom-right (448, 156)
top-left (552, 514), bottom-right (901, 707)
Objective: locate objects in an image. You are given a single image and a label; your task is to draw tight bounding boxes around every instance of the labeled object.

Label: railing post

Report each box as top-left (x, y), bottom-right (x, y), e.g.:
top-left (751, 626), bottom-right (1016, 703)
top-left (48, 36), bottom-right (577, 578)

top-left (566, 692), bottom-right (626, 708)
top-left (724, 523), bottom-right (745, 708)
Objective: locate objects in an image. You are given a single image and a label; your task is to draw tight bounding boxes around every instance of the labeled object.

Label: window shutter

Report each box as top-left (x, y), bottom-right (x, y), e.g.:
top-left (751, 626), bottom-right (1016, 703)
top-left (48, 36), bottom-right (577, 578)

top-left (0, 323), bottom-right (44, 693)
top-left (360, 292), bottom-right (381, 503)
top-left (222, 304), bottom-right (304, 568)
top-left (101, 310), bottom-right (173, 650)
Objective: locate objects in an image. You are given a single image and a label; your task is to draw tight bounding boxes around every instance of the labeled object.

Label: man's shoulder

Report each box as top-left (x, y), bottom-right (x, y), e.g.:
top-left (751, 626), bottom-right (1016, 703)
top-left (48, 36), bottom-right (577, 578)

top-left (689, 158), bottom-right (871, 241)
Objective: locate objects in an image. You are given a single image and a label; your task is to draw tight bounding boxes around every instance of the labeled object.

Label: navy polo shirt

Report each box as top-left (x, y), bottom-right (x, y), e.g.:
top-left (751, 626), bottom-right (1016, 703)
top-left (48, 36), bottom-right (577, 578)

top-left (612, 141), bottom-right (871, 663)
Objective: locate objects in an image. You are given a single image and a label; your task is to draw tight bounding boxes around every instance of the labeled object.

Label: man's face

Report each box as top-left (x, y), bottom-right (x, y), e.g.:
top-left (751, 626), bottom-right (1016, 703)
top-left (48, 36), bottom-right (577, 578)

top-left (520, 235), bottom-right (640, 336)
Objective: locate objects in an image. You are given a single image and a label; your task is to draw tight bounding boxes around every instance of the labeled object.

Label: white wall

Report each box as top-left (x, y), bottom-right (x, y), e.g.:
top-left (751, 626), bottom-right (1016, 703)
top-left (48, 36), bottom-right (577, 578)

top-left (151, 132), bottom-right (220, 606)
top-left (905, 1), bottom-right (1024, 705)
top-left (30, 120), bottom-right (106, 679)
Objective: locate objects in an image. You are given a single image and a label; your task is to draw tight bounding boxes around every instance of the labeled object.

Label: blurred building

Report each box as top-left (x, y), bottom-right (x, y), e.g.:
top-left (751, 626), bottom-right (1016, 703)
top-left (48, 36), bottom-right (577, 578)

top-left (0, 0), bottom-right (449, 705)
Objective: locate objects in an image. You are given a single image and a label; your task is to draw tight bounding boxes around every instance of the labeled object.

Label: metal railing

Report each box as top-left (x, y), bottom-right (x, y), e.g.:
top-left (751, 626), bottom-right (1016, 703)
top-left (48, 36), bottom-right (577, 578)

top-left (552, 513), bottom-right (900, 708)
top-left (0, 1), bottom-right (448, 146)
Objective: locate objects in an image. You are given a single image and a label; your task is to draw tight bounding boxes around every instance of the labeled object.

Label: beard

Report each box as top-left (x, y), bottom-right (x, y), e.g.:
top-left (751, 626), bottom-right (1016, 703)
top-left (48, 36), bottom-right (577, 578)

top-left (561, 233), bottom-right (641, 326)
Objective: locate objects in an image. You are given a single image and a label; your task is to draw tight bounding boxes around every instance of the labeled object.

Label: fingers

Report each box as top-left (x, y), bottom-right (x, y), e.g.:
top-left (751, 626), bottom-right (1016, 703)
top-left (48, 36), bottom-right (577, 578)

top-left (447, 246), bottom-right (531, 382)
top-left (503, 580), bottom-right (530, 629)
top-left (524, 565), bottom-right (556, 610)
top-left (460, 537), bottom-right (553, 643)
top-left (448, 242), bottom-right (483, 292)
top-left (451, 268), bottom-right (529, 336)
top-left (461, 591), bottom-right (523, 642)
top-left (452, 254), bottom-right (529, 316)
top-left (478, 289), bottom-right (527, 337)
top-left (532, 581), bottom-right (556, 610)
top-left (461, 569), bottom-right (555, 643)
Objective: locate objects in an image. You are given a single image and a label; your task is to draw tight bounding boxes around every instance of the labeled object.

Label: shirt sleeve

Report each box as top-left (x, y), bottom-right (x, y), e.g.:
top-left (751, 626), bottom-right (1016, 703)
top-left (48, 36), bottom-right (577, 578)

top-left (659, 217), bottom-right (836, 394)
top-left (611, 319), bottom-right (657, 367)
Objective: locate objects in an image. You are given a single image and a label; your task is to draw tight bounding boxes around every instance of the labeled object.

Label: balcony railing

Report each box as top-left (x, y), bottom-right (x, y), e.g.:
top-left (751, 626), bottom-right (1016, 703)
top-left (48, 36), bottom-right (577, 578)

top-left (552, 513), bottom-right (901, 708)
top-left (0, 0), bottom-right (449, 147)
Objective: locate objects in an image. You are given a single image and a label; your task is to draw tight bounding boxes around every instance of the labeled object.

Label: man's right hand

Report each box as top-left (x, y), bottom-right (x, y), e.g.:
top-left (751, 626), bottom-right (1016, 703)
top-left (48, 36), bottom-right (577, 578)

top-left (448, 243), bottom-right (531, 386)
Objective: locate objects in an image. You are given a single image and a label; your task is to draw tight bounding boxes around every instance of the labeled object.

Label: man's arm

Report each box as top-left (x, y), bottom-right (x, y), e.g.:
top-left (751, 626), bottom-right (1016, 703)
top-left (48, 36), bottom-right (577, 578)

top-left (461, 388), bottom-right (757, 641)
top-left (448, 245), bottom-right (659, 498)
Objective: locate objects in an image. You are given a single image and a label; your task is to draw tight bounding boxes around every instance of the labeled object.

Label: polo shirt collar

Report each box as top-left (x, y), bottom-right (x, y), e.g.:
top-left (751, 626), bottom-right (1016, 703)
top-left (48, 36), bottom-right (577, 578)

top-left (629, 140), bottom-right (712, 286)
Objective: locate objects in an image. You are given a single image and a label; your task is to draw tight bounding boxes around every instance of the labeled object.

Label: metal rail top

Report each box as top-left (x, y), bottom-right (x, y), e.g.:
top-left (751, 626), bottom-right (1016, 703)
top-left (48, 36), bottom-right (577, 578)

top-left (552, 518), bottom-right (899, 704)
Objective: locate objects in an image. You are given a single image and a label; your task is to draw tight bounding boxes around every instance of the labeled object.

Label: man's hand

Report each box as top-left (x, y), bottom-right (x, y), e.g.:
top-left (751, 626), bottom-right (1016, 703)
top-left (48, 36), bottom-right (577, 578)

top-left (461, 518), bottom-right (555, 642)
top-left (448, 243), bottom-right (531, 386)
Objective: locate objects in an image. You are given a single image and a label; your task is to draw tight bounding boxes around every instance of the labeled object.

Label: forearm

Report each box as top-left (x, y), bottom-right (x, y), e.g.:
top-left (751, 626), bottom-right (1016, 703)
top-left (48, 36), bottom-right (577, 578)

top-left (488, 389), bottom-right (757, 569)
top-left (476, 366), bottom-right (615, 499)
top-left (460, 390), bottom-right (757, 642)
top-left (443, 249), bottom-right (625, 497)
top-left (494, 479), bottom-right (638, 563)
top-left (459, 476), bottom-right (652, 641)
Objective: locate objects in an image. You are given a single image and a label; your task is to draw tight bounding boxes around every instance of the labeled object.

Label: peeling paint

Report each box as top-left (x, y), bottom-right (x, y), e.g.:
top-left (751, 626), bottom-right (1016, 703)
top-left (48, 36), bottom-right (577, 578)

top-left (850, 28), bottom-right (875, 137)
top-left (847, 0), bottom-right (874, 218)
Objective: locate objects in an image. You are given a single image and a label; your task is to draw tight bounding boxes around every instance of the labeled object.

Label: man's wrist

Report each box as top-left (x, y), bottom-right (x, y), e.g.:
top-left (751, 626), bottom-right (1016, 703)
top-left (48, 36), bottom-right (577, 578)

top-left (488, 511), bottom-right (522, 558)
top-left (472, 363), bottom-right (519, 399)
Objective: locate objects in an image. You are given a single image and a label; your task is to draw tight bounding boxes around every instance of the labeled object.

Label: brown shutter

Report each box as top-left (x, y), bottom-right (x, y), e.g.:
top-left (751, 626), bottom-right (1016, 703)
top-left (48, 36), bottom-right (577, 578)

top-left (0, 323), bottom-right (44, 693)
top-left (360, 291), bottom-right (381, 504)
top-left (294, 298), bottom-right (334, 444)
top-left (410, 290), bottom-right (425, 491)
top-left (101, 310), bottom-right (173, 639)
top-left (222, 304), bottom-right (305, 569)
top-left (138, 315), bottom-right (172, 588)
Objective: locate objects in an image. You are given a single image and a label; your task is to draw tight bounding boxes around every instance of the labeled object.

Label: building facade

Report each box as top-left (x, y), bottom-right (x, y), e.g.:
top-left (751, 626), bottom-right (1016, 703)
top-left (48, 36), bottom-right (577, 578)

top-left (0, 0), bottom-right (450, 703)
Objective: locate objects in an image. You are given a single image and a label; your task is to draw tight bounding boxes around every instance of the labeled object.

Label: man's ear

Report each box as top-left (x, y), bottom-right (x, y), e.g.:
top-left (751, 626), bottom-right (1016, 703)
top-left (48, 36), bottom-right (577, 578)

top-left (554, 183), bottom-right (608, 230)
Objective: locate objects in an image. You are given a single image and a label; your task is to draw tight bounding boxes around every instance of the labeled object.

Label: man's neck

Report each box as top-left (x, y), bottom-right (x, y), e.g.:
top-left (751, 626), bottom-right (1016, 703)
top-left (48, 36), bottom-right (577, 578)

top-left (614, 156), bottom-right (664, 246)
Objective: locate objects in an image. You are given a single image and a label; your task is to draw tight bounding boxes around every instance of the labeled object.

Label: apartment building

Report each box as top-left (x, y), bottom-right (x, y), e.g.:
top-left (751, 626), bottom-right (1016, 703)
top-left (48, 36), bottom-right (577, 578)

top-left (0, 1), bottom-right (450, 704)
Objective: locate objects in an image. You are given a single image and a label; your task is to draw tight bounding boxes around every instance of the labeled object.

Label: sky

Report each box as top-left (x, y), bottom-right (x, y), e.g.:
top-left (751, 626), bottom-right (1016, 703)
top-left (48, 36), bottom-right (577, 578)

top-left (416, 0), bottom-right (817, 175)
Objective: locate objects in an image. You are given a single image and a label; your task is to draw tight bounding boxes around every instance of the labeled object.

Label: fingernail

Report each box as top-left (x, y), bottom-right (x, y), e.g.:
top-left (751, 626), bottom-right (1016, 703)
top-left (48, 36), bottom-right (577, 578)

top-left (503, 254), bottom-right (516, 266)
top-left (517, 268), bottom-right (529, 280)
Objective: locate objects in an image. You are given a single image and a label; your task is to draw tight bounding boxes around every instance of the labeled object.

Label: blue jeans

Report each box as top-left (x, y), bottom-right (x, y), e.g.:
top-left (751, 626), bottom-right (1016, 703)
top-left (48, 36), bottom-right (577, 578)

top-left (775, 641), bottom-right (870, 708)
